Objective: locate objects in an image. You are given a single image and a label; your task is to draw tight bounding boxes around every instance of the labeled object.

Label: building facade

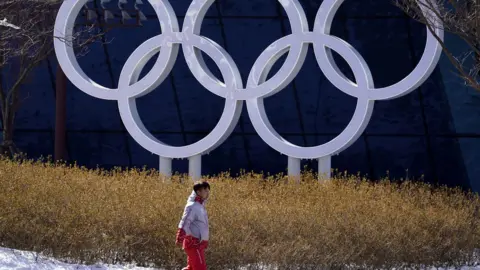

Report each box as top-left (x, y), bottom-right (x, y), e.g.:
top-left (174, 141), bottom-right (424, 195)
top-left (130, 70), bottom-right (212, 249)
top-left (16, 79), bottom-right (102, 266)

top-left (9, 0), bottom-right (480, 190)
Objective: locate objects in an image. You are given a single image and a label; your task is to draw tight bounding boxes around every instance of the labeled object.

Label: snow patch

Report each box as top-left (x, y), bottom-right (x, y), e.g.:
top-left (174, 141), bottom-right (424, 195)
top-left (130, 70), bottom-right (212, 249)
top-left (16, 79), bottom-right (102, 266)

top-left (1, 246), bottom-right (480, 270)
top-left (0, 247), bottom-right (159, 270)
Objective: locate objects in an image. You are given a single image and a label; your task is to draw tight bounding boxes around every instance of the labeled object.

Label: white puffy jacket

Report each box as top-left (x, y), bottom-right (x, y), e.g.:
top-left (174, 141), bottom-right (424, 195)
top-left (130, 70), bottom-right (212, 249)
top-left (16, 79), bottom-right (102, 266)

top-left (178, 191), bottom-right (209, 241)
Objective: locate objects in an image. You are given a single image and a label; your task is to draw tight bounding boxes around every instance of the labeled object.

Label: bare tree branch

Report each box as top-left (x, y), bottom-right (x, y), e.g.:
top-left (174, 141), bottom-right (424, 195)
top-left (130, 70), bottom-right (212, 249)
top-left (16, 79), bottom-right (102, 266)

top-left (394, 0), bottom-right (480, 92)
top-left (0, 0), bottom-right (106, 156)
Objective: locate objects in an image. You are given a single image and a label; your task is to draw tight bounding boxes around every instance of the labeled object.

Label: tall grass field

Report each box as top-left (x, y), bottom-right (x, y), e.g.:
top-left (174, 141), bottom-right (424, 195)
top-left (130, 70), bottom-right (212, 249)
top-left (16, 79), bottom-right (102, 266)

top-left (0, 158), bottom-right (479, 269)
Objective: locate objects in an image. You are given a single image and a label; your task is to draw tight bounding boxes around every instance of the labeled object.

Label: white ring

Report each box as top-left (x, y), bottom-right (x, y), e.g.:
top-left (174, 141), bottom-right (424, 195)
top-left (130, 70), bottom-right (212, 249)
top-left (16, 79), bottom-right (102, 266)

top-left (246, 31), bottom-right (375, 158)
top-left (313, 0), bottom-right (443, 100)
top-left (53, 0), bottom-right (179, 100)
top-left (117, 33), bottom-right (243, 158)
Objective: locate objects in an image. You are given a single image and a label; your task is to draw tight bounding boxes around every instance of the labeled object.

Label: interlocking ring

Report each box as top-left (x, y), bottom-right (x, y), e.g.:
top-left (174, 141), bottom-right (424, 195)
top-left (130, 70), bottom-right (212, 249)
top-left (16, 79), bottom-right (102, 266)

top-left (54, 0), bottom-right (443, 160)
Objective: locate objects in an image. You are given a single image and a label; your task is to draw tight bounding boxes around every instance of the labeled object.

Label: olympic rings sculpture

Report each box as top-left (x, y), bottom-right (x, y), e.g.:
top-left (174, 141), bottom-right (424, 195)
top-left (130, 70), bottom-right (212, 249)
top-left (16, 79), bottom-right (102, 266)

top-left (54, 0), bottom-right (443, 176)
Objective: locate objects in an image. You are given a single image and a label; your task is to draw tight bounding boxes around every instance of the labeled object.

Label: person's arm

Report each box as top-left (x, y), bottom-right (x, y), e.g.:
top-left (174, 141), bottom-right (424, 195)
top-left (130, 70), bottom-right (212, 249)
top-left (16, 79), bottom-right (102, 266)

top-left (176, 205), bottom-right (195, 246)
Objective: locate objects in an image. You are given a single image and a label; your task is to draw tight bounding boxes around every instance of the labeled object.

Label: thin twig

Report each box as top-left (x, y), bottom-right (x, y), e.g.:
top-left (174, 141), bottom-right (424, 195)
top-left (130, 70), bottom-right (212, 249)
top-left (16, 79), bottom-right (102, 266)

top-left (0, 0), bottom-right (107, 154)
top-left (395, 0), bottom-right (480, 92)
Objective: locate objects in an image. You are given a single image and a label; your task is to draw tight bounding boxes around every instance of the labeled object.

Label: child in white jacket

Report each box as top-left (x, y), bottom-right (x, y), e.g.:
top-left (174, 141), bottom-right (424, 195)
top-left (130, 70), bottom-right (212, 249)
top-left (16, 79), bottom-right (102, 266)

top-left (176, 181), bottom-right (210, 270)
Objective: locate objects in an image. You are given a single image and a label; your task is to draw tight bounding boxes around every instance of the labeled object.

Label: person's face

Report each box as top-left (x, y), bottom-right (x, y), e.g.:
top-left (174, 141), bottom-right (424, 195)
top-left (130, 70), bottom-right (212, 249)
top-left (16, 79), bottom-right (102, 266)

top-left (197, 188), bottom-right (210, 200)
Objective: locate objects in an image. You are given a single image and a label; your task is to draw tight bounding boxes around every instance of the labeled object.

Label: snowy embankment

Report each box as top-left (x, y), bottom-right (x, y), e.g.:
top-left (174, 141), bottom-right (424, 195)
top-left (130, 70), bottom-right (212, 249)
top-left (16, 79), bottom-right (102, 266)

top-left (1, 246), bottom-right (480, 270)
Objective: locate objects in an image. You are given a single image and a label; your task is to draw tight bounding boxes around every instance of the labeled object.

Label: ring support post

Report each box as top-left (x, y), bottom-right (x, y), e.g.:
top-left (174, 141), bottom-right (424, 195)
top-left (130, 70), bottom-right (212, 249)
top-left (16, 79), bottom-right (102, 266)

top-left (189, 155), bottom-right (202, 181)
top-left (159, 156), bottom-right (172, 179)
top-left (288, 156), bottom-right (301, 183)
top-left (318, 156), bottom-right (331, 180)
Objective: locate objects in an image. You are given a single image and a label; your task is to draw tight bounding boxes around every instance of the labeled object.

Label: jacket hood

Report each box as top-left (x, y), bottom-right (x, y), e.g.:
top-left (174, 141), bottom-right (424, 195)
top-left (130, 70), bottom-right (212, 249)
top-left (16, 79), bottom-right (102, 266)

top-left (187, 190), bottom-right (208, 205)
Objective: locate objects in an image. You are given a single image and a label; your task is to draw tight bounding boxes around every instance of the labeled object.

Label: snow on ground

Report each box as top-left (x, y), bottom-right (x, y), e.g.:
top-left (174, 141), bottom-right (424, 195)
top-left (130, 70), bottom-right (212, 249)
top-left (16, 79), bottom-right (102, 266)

top-left (0, 247), bottom-right (159, 270)
top-left (1, 246), bottom-right (480, 270)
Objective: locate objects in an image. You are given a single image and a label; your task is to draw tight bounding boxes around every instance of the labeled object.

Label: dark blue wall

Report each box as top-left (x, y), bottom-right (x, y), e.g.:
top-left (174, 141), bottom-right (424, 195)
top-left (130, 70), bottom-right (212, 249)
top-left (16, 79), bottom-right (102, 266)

top-left (8, 0), bottom-right (480, 190)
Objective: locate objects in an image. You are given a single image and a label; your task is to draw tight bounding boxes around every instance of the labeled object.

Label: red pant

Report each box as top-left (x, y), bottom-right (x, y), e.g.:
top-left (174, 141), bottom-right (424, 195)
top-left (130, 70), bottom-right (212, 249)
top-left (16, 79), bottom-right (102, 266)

top-left (182, 246), bottom-right (206, 270)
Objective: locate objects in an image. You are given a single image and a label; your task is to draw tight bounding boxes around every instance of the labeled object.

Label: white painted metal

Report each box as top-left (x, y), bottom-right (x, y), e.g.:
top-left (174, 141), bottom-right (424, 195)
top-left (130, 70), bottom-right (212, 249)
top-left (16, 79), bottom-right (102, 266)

top-left (54, 0), bottom-right (444, 180)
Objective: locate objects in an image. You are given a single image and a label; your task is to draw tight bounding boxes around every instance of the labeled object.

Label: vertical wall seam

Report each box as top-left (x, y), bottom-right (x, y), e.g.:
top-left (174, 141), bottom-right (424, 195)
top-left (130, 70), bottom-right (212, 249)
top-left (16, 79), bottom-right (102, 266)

top-left (215, 1), bottom-right (253, 170)
top-left (404, 17), bottom-right (438, 182)
top-left (169, 73), bottom-right (188, 145)
top-left (341, 16), bottom-right (375, 180)
top-left (93, 0), bottom-right (132, 167)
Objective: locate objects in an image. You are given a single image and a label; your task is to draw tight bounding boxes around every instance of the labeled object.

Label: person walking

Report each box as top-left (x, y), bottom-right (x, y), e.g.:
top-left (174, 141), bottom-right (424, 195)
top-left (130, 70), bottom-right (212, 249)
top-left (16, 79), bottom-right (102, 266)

top-left (176, 181), bottom-right (210, 270)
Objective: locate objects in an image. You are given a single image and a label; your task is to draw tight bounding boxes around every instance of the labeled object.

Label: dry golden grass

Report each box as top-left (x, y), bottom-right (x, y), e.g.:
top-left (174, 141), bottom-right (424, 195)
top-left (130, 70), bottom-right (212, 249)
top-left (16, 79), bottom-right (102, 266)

top-left (0, 158), bottom-right (479, 270)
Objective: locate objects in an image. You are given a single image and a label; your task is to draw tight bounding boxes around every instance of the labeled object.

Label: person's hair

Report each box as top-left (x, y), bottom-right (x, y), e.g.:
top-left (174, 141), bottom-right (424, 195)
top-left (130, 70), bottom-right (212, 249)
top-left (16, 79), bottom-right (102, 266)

top-left (193, 181), bottom-right (210, 193)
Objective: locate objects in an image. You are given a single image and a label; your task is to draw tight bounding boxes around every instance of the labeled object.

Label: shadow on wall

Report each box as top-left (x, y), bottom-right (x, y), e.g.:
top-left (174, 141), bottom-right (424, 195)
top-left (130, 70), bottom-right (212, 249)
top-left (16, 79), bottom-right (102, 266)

top-left (437, 32), bottom-right (480, 192)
